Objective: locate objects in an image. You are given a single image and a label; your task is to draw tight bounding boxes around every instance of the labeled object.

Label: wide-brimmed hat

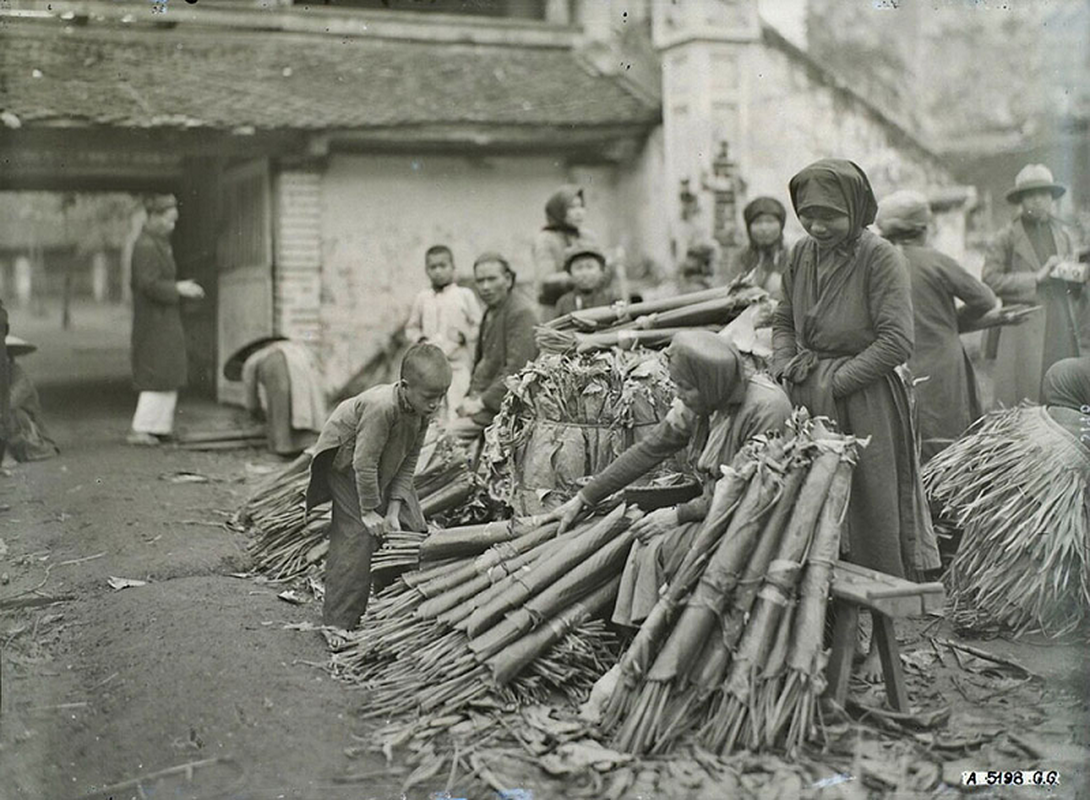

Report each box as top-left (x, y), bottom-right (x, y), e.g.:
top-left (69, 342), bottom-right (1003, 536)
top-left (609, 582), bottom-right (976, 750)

top-left (223, 335), bottom-right (287, 381)
top-left (1006, 164), bottom-right (1066, 204)
top-left (4, 335), bottom-right (37, 356)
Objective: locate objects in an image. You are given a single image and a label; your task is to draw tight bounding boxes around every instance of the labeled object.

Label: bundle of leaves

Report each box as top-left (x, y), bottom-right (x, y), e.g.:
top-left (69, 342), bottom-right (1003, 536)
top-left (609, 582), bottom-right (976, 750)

top-left (237, 423), bottom-right (475, 581)
top-left (923, 405), bottom-right (1090, 637)
top-left (479, 349), bottom-right (679, 515)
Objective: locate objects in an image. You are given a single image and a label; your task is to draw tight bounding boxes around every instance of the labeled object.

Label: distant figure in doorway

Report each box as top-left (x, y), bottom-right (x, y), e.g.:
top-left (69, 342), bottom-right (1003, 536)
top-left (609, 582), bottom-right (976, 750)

top-left (983, 164), bottom-right (1088, 405)
top-left (224, 336), bottom-right (328, 457)
top-left (4, 335), bottom-right (59, 463)
top-left (531, 185), bottom-right (599, 314)
top-left (127, 194), bottom-right (204, 446)
top-left (725, 197), bottom-right (790, 301)
top-left (552, 245), bottom-right (615, 319)
top-left (876, 190), bottom-right (998, 461)
top-left (404, 245), bottom-right (483, 423)
top-left (451, 253), bottom-right (538, 443)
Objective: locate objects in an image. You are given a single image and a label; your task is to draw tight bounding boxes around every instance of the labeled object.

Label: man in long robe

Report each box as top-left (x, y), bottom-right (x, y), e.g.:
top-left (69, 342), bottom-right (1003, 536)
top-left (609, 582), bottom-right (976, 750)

top-left (983, 164), bottom-right (1087, 406)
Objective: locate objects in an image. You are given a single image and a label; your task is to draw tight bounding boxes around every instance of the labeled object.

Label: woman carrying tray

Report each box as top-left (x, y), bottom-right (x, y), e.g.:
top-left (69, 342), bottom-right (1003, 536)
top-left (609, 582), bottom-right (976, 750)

top-left (545, 331), bottom-right (791, 626)
top-left (772, 158), bottom-right (940, 680)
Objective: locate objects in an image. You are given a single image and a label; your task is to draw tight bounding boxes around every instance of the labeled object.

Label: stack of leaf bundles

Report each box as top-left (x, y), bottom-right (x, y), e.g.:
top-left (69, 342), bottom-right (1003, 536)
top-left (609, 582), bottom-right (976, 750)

top-left (600, 413), bottom-right (863, 757)
top-left (330, 506), bottom-right (638, 723)
top-left (923, 405), bottom-right (1090, 637)
top-left (536, 281), bottom-right (768, 356)
top-left (479, 349), bottom-right (679, 517)
top-left (239, 424), bottom-right (475, 581)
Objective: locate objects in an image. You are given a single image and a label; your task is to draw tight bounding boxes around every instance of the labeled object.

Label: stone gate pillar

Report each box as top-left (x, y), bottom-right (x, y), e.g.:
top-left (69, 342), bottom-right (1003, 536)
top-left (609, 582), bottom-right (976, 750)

top-left (652, 0), bottom-right (759, 268)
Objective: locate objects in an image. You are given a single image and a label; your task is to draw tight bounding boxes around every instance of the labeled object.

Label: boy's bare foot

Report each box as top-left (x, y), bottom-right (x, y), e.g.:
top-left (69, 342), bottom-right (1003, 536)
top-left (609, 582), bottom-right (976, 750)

top-left (857, 647), bottom-right (883, 683)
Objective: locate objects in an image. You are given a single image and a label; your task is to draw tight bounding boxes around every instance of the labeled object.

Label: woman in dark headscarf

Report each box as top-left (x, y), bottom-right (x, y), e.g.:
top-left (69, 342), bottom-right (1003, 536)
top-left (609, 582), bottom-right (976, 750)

top-left (531, 185), bottom-right (599, 312)
top-left (1042, 356), bottom-right (1090, 444)
top-left (725, 196), bottom-right (789, 299)
top-left (546, 331), bottom-right (792, 625)
top-left (772, 159), bottom-right (940, 679)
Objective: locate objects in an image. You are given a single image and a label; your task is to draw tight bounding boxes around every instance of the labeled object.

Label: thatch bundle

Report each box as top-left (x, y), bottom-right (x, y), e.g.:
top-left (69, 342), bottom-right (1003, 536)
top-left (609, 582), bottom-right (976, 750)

top-left (478, 350), bottom-right (678, 516)
top-left (238, 424), bottom-right (476, 581)
top-left (330, 507), bottom-right (634, 722)
top-left (923, 405), bottom-right (1090, 637)
top-left (599, 413), bottom-right (863, 756)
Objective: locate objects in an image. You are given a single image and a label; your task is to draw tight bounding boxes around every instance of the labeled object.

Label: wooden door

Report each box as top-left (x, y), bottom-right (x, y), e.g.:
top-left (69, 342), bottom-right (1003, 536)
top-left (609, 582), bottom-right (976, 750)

top-left (216, 160), bottom-right (274, 405)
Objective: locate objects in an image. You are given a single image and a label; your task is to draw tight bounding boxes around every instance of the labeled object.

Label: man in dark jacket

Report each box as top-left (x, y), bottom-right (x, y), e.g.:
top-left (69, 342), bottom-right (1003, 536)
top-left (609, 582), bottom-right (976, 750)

top-left (451, 253), bottom-right (538, 442)
top-left (127, 194), bottom-right (205, 445)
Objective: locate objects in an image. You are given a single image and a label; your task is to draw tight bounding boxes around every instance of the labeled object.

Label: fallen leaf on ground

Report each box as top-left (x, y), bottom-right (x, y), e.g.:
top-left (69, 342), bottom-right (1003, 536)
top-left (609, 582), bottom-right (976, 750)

top-left (277, 590), bottom-right (306, 605)
top-left (159, 471), bottom-right (211, 484)
top-left (538, 740), bottom-right (633, 775)
top-left (107, 576), bottom-right (148, 590)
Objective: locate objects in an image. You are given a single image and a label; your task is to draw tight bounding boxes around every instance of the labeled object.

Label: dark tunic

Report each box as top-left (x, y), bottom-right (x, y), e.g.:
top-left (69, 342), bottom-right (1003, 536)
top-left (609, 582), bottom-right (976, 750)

top-left (581, 374), bottom-right (792, 519)
top-left (982, 214), bottom-right (1085, 405)
top-left (773, 231), bottom-right (939, 579)
top-left (901, 244), bottom-right (997, 461)
top-left (130, 230), bottom-right (187, 392)
top-left (552, 286), bottom-right (616, 319)
top-left (469, 292), bottom-right (539, 426)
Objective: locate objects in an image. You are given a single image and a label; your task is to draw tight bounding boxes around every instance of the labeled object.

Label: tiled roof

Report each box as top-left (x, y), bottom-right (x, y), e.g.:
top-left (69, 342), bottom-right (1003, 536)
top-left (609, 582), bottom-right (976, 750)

top-left (0, 20), bottom-right (659, 132)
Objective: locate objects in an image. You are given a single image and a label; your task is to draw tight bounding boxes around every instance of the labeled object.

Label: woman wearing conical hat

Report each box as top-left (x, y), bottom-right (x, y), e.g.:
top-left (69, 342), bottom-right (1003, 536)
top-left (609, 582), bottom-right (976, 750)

top-left (982, 164), bottom-right (1087, 406)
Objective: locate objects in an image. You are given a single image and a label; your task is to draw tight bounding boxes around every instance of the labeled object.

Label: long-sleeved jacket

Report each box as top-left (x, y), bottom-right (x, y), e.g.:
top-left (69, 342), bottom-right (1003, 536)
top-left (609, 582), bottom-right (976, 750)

top-left (305, 384), bottom-right (426, 523)
top-left (469, 292), bottom-right (539, 424)
top-left (982, 213), bottom-right (1086, 405)
top-left (404, 283), bottom-right (482, 368)
top-left (130, 229), bottom-right (187, 391)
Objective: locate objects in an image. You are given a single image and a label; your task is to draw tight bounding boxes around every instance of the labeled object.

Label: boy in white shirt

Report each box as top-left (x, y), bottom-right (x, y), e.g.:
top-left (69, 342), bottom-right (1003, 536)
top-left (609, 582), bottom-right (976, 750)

top-left (404, 245), bottom-right (483, 423)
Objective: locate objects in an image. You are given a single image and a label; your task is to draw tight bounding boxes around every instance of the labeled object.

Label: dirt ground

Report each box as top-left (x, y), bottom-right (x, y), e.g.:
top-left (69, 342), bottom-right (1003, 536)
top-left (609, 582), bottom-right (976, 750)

top-left (0, 303), bottom-right (1087, 799)
top-left (0, 378), bottom-right (406, 799)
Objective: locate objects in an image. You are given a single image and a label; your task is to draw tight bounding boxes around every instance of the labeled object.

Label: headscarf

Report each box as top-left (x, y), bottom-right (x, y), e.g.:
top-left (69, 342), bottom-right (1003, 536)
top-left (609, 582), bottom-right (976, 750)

top-left (876, 190), bottom-right (931, 240)
top-left (743, 196), bottom-right (787, 229)
top-left (667, 331), bottom-right (745, 411)
top-left (788, 159), bottom-right (878, 241)
top-left (543, 185), bottom-right (584, 234)
top-left (738, 197), bottom-right (787, 275)
top-left (1042, 357), bottom-right (1090, 411)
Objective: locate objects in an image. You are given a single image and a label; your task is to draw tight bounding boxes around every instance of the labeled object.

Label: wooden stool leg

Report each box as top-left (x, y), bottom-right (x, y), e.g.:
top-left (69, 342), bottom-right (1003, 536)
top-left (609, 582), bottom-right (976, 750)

top-left (872, 611), bottom-right (910, 712)
top-left (826, 599), bottom-right (858, 708)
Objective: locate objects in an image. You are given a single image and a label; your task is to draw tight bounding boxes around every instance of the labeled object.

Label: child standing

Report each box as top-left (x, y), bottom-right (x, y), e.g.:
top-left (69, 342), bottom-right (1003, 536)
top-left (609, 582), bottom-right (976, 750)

top-left (306, 344), bottom-right (452, 631)
top-left (404, 245), bottom-right (482, 423)
top-left (552, 246), bottom-right (615, 319)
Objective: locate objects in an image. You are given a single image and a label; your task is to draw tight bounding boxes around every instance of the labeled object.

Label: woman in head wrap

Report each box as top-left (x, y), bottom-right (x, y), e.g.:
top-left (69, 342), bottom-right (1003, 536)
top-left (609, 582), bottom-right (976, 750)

top-left (772, 159), bottom-right (940, 680)
top-left (876, 190), bottom-right (999, 462)
top-left (531, 185), bottom-right (600, 313)
top-left (1042, 356), bottom-right (1090, 445)
top-left (545, 331), bottom-right (792, 625)
top-left (725, 196), bottom-right (790, 300)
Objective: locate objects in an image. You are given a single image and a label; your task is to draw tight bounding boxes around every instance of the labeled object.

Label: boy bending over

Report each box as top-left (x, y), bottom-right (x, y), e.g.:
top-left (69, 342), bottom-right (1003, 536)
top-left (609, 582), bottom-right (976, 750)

top-left (306, 343), bottom-right (452, 631)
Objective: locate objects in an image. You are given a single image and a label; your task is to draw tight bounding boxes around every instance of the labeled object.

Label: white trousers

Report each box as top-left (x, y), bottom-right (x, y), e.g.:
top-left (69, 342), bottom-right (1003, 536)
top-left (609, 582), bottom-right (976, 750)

top-left (445, 363), bottom-right (472, 425)
top-left (131, 391), bottom-right (178, 435)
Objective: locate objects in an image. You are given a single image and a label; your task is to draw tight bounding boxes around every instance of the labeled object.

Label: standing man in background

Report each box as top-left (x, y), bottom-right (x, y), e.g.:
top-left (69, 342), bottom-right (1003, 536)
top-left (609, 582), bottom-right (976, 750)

top-left (983, 164), bottom-right (1086, 406)
top-left (451, 253), bottom-right (538, 443)
top-left (404, 245), bottom-right (482, 424)
top-left (127, 194), bottom-right (204, 446)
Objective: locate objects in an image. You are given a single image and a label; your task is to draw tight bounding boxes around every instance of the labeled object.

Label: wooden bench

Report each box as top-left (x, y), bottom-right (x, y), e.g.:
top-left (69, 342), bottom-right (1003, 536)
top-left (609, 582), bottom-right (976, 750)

top-left (825, 561), bottom-right (945, 712)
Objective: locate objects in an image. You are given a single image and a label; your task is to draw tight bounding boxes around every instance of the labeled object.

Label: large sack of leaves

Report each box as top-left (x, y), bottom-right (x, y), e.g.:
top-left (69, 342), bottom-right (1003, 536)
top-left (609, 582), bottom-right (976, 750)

top-left (479, 350), bottom-right (680, 516)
